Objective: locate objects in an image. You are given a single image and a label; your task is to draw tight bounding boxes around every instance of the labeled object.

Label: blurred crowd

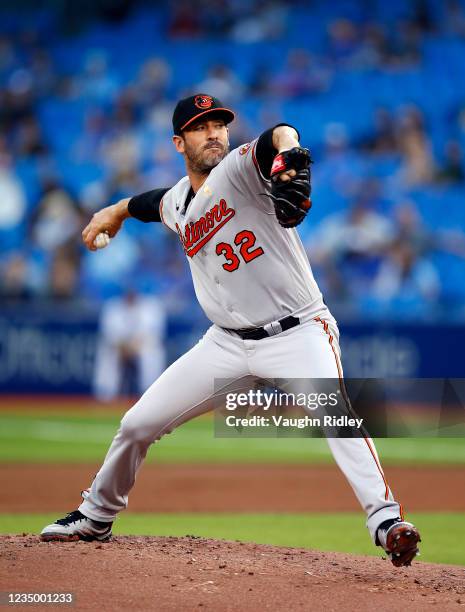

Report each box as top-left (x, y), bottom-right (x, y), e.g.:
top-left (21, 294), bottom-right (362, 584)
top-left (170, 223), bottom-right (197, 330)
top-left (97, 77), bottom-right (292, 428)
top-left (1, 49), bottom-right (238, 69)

top-left (1, 0), bottom-right (465, 323)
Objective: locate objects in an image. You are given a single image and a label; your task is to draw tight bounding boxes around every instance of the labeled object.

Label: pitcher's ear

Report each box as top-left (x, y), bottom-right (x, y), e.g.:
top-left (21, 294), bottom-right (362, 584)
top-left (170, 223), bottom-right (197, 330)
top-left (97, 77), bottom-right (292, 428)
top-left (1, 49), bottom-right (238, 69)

top-left (173, 134), bottom-right (185, 153)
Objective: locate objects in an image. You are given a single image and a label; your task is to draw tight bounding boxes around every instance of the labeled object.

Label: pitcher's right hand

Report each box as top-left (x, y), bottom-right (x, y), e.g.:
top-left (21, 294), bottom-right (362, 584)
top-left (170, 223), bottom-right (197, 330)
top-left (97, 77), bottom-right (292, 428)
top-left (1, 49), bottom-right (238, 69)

top-left (82, 198), bottom-right (131, 251)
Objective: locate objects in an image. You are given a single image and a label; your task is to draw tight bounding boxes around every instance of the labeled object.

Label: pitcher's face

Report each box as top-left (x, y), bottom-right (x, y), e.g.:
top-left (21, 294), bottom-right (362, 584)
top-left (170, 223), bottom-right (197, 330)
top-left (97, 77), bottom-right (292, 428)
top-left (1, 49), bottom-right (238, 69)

top-left (174, 118), bottom-right (229, 173)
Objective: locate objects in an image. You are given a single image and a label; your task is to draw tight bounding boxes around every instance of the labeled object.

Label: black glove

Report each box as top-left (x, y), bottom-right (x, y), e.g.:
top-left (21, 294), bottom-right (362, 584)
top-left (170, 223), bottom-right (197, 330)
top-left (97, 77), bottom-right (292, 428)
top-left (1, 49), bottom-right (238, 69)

top-left (269, 147), bottom-right (312, 228)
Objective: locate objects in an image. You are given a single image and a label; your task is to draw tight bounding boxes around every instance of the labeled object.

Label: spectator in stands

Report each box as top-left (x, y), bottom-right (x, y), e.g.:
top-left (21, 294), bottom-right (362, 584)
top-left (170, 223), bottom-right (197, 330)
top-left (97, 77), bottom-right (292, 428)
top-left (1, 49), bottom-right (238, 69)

top-left (78, 50), bottom-right (119, 103)
top-left (112, 89), bottom-right (140, 130)
top-left (14, 114), bottom-right (48, 158)
top-left (100, 128), bottom-right (141, 181)
top-left (392, 200), bottom-right (434, 257)
top-left (107, 166), bottom-right (145, 204)
top-left (392, 199), bottom-right (465, 261)
top-left (0, 253), bottom-right (32, 301)
top-left (227, 113), bottom-right (254, 149)
top-left (369, 199), bottom-right (464, 317)
top-left (434, 140), bottom-right (465, 184)
top-left (0, 138), bottom-right (26, 241)
top-left (47, 246), bottom-right (80, 301)
top-left (327, 19), bottom-right (360, 66)
top-left (93, 288), bottom-right (166, 401)
top-left (80, 225), bottom-right (140, 299)
top-left (29, 46), bottom-right (57, 98)
top-left (200, 0), bottom-right (234, 36)
top-left (318, 122), bottom-right (365, 199)
top-left (442, 0), bottom-right (465, 37)
top-left (0, 35), bottom-right (18, 77)
top-left (361, 107), bottom-right (398, 155)
top-left (247, 63), bottom-right (273, 96)
top-left (168, 1), bottom-right (201, 37)
top-left (412, 0), bottom-right (435, 34)
top-left (30, 178), bottom-right (82, 252)
top-left (307, 195), bottom-right (394, 299)
top-left (270, 49), bottom-right (331, 97)
top-left (329, 21), bottom-right (390, 69)
top-left (135, 58), bottom-right (171, 107)
top-left (355, 23), bottom-right (390, 68)
top-left (74, 108), bottom-right (109, 163)
top-left (396, 106), bottom-right (436, 186)
top-left (372, 240), bottom-right (440, 314)
top-left (195, 64), bottom-right (245, 103)
top-left (386, 19), bottom-right (422, 66)
top-left (142, 142), bottom-right (181, 190)
top-left (229, 0), bottom-right (289, 42)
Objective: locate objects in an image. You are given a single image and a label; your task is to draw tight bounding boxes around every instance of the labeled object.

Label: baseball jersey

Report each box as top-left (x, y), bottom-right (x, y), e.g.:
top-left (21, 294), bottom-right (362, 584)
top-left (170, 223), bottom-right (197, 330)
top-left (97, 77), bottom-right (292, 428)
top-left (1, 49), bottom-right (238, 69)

top-left (154, 138), bottom-right (329, 330)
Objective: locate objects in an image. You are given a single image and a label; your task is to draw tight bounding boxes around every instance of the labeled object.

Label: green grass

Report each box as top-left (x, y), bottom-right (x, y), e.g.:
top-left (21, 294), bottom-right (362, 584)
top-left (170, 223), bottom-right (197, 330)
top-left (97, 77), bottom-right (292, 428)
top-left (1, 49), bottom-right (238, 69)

top-left (2, 512), bottom-right (464, 566)
top-left (0, 410), bottom-right (464, 465)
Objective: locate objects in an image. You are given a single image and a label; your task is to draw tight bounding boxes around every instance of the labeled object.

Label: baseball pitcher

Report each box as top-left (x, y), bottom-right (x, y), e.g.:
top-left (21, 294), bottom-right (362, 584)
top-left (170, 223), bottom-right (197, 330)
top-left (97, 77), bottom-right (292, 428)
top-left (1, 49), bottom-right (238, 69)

top-left (40, 94), bottom-right (421, 567)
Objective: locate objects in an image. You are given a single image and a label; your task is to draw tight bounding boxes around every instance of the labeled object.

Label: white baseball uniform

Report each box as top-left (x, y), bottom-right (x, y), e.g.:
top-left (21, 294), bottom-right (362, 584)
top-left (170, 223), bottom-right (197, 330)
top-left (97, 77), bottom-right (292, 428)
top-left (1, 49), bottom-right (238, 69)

top-left (79, 134), bottom-right (403, 543)
top-left (93, 294), bottom-right (166, 401)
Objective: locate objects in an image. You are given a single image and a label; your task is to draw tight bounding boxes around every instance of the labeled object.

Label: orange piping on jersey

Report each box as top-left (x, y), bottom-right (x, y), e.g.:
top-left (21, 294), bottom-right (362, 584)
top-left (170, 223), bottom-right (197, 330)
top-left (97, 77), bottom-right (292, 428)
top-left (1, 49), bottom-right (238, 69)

top-left (314, 317), bottom-right (390, 501)
top-left (251, 142), bottom-right (260, 174)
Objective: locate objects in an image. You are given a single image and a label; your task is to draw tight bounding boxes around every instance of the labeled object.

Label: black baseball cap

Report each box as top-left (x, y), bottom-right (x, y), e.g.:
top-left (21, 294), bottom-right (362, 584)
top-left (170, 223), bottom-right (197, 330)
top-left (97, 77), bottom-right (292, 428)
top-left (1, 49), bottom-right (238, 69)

top-left (172, 94), bottom-right (235, 135)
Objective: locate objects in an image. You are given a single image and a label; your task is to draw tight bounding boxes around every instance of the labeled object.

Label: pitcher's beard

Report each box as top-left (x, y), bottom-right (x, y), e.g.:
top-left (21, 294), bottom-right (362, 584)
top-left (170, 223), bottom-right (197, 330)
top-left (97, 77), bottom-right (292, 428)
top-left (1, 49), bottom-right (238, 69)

top-left (185, 142), bottom-right (229, 174)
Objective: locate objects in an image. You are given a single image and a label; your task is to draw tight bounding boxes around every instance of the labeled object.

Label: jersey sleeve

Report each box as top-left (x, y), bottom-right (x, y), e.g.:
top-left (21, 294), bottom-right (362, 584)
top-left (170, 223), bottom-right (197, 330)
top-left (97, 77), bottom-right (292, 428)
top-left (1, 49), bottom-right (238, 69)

top-left (254, 123), bottom-right (300, 178)
top-left (128, 188), bottom-right (170, 223)
top-left (157, 187), bottom-right (177, 233)
top-left (222, 123), bottom-right (300, 201)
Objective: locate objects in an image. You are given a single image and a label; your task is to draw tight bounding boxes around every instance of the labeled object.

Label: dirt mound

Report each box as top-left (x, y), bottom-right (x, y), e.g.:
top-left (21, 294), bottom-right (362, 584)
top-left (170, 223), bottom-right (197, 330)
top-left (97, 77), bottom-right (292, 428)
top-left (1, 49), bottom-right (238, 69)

top-left (1, 535), bottom-right (464, 611)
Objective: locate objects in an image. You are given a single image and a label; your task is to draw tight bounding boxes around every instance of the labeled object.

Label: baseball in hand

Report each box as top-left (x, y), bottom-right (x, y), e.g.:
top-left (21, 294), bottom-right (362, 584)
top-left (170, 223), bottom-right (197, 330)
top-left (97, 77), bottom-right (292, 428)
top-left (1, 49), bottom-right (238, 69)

top-left (94, 231), bottom-right (111, 249)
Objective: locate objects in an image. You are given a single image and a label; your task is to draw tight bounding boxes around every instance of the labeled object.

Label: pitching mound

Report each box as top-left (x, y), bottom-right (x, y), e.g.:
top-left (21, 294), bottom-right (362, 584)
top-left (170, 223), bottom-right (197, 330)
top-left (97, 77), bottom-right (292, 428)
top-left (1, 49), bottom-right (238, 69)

top-left (1, 536), bottom-right (464, 611)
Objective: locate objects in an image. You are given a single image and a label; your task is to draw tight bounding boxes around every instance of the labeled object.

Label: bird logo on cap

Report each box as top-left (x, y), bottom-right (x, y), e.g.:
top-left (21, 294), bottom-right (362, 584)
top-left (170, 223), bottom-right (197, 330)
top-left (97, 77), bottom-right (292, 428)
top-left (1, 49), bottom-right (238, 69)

top-left (194, 95), bottom-right (213, 109)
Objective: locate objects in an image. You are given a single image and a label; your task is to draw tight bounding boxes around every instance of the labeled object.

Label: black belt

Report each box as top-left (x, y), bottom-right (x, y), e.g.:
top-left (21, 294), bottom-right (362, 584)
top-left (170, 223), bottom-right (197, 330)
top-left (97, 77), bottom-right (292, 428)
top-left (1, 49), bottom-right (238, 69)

top-left (224, 316), bottom-right (300, 340)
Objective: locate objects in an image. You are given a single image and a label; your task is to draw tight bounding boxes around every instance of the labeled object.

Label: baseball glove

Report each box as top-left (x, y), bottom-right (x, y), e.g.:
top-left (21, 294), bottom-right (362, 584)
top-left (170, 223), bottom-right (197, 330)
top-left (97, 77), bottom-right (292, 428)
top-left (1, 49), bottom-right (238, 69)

top-left (269, 147), bottom-right (312, 228)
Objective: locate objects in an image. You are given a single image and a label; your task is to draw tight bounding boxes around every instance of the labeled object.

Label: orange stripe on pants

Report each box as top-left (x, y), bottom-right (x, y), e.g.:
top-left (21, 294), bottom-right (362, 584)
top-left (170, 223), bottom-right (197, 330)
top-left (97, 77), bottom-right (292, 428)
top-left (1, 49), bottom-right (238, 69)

top-left (314, 317), bottom-right (390, 501)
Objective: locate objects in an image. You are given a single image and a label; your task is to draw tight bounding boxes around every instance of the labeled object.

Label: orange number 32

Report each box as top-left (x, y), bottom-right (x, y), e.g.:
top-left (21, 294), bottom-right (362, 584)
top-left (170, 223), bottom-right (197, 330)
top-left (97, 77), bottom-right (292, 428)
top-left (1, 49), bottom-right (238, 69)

top-left (215, 230), bottom-right (264, 272)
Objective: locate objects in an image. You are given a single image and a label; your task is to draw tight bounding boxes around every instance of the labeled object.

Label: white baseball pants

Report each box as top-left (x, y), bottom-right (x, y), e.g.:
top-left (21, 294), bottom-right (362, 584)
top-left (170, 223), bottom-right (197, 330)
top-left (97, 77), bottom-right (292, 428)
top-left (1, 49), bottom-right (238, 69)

top-left (79, 317), bottom-right (402, 542)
